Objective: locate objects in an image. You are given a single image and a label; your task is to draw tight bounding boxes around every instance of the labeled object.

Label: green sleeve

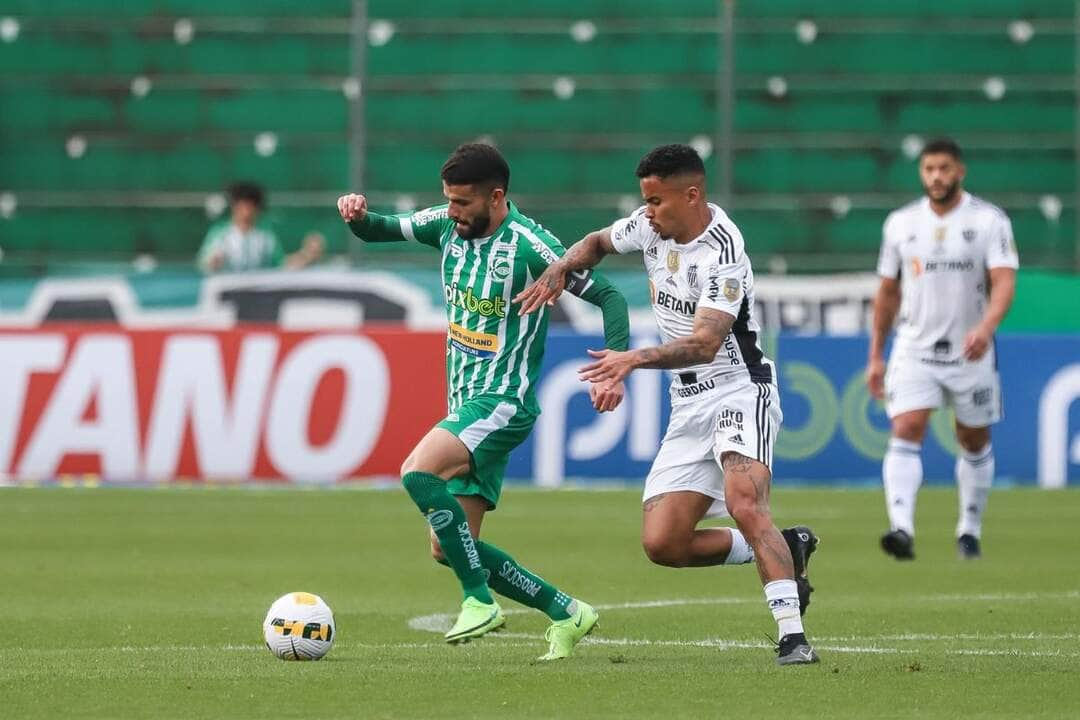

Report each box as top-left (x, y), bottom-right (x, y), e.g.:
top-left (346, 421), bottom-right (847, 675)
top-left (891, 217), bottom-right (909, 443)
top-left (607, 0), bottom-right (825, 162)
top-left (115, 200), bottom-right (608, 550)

top-left (347, 205), bottom-right (449, 249)
top-left (577, 272), bottom-right (631, 352)
top-left (519, 226), bottom-right (630, 352)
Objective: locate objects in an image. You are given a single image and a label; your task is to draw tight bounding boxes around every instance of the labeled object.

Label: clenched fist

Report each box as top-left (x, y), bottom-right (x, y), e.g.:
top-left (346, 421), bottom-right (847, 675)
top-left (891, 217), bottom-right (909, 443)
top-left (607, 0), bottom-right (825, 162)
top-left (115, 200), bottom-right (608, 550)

top-left (337, 193), bottom-right (368, 222)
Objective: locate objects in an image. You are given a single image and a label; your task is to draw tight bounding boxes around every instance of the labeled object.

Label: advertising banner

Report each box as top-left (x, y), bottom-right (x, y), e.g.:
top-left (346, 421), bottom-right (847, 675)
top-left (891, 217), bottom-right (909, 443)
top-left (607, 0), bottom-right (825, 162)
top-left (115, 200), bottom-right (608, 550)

top-left (1, 327), bottom-right (1076, 487)
top-left (0, 327), bottom-right (445, 483)
top-left (507, 332), bottom-right (1080, 488)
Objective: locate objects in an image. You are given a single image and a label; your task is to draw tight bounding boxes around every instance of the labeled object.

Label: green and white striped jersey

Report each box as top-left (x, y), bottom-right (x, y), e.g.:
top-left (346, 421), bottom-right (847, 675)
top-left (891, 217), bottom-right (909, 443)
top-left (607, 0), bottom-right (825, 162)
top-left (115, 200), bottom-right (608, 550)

top-left (350, 200), bottom-right (628, 412)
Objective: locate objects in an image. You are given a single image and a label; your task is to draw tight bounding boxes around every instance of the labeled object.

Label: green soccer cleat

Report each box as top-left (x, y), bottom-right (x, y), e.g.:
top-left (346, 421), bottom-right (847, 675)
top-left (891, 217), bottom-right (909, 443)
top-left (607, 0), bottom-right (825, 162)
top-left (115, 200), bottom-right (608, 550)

top-left (537, 600), bottom-right (598, 661)
top-left (444, 597), bottom-right (505, 644)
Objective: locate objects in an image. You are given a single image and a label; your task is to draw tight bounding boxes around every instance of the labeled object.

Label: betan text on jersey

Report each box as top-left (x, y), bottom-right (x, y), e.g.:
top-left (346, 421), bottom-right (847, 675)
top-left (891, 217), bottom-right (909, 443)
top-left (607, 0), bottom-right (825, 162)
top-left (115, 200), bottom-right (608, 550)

top-left (655, 289), bottom-right (697, 315)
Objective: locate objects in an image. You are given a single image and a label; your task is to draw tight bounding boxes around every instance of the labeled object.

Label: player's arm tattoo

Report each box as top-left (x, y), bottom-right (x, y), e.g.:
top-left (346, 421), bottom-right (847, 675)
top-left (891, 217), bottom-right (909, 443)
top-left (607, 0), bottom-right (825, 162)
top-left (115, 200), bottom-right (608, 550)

top-left (556, 227), bottom-right (616, 275)
top-left (635, 308), bottom-right (735, 370)
top-left (643, 494), bottom-right (667, 512)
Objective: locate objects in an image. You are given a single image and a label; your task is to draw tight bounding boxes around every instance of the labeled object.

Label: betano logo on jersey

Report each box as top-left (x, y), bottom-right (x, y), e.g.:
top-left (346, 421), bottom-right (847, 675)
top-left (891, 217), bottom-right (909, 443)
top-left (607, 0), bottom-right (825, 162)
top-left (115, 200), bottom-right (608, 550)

top-left (448, 322), bottom-right (500, 359)
top-left (912, 257), bottom-right (975, 276)
top-left (444, 283), bottom-right (507, 318)
top-left (655, 289), bottom-right (697, 315)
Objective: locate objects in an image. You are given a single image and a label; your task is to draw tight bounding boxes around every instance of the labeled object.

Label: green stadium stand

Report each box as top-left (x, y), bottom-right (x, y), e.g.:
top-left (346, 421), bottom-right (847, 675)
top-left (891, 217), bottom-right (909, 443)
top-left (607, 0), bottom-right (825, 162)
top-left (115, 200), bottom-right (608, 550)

top-left (0, 1), bottom-right (1075, 271)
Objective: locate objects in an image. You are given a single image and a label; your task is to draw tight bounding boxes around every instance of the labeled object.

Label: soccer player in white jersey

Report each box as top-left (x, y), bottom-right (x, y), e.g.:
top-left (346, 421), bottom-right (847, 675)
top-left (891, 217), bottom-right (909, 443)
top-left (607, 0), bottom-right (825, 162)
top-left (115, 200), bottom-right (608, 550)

top-left (516, 144), bottom-right (820, 666)
top-left (867, 138), bottom-right (1018, 561)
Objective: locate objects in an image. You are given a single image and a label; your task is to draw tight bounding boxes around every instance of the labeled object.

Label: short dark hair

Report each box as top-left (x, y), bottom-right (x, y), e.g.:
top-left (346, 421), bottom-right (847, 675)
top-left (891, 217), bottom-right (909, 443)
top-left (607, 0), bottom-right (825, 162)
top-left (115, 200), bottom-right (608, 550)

top-left (227, 181), bottom-right (266, 208)
top-left (440, 143), bottom-right (511, 191)
top-left (635, 144), bottom-right (706, 180)
top-left (920, 137), bottom-right (963, 161)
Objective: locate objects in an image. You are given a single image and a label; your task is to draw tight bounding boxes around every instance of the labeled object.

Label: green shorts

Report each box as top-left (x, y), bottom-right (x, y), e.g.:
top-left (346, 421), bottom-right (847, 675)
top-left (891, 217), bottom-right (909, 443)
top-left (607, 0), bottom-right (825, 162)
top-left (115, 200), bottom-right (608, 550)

top-left (438, 395), bottom-right (537, 510)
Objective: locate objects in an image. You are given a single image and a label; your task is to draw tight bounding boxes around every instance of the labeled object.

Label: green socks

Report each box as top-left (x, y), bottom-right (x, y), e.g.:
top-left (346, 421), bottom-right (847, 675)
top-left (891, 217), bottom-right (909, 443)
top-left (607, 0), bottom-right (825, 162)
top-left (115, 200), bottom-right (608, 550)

top-left (401, 471), bottom-right (493, 604)
top-left (477, 541), bottom-right (573, 621)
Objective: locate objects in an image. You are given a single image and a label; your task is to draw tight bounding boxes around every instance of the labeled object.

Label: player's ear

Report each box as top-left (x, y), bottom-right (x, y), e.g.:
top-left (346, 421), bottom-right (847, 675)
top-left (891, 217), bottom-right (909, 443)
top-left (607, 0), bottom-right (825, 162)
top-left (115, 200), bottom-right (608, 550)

top-left (489, 186), bottom-right (505, 206)
top-left (686, 185), bottom-right (701, 205)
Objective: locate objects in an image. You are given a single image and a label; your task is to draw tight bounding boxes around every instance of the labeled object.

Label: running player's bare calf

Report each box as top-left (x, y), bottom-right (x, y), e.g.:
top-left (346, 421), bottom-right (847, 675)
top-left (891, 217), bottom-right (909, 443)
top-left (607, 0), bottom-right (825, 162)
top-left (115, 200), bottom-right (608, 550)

top-left (721, 451), bottom-right (795, 584)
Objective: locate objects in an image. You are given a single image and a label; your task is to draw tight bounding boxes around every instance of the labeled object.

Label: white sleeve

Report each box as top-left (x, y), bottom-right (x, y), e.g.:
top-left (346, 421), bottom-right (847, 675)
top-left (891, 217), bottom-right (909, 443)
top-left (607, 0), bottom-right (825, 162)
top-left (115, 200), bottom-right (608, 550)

top-left (986, 212), bottom-right (1019, 270)
top-left (876, 213), bottom-right (902, 279)
top-left (609, 207), bottom-right (650, 254)
top-left (697, 259), bottom-right (744, 316)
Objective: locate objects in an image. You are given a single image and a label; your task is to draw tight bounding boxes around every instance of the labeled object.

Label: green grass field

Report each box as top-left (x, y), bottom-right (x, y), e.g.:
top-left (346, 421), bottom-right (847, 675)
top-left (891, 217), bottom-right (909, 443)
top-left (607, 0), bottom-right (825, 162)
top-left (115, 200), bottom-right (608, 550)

top-left (1, 485), bottom-right (1078, 719)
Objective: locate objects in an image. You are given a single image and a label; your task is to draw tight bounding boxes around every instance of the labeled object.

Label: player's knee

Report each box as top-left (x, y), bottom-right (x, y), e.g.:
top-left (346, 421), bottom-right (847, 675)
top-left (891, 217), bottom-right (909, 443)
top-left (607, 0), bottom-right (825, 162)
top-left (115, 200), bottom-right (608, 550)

top-left (892, 417), bottom-right (928, 443)
top-left (726, 495), bottom-right (769, 531)
top-left (955, 427), bottom-right (990, 453)
top-left (641, 537), bottom-right (688, 567)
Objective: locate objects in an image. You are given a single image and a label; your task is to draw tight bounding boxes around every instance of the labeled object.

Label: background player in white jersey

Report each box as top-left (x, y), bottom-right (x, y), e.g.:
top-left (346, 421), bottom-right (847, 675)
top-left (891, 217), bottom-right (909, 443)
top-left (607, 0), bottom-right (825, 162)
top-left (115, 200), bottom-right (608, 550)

top-left (516, 144), bottom-right (820, 666)
top-left (867, 138), bottom-right (1018, 561)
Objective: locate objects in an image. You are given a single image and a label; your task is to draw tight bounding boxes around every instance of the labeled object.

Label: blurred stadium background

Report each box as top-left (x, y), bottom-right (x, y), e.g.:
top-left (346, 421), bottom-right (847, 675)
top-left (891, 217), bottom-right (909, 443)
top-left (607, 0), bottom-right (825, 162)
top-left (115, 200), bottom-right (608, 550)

top-left (0, 1), bottom-right (1078, 486)
top-left (3, 4), bottom-right (1080, 718)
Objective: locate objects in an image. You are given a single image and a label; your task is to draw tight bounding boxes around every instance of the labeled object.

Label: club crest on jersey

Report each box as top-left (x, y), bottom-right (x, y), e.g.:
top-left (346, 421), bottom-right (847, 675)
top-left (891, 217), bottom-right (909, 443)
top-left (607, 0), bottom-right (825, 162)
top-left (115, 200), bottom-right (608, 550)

top-left (488, 256), bottom-right (512, 281)
top-left (667, 251), bottom-right (680, 272)
top-left (962, 228), bottom-right (976, 242)
top-left (687, 264), bottom-right (698, 288)
top-left (723, 278), bottom-right (740, 302)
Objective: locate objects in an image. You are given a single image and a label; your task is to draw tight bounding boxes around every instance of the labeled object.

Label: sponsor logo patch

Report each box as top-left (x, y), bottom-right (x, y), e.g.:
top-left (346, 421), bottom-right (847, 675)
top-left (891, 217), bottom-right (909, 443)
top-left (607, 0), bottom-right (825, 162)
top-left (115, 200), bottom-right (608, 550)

top-left (448, 322), bottom-right (499, 359)
top-left (426, 509), bottom-right (454, 531)
top-left (413, 207), bottom-right (449, 226)
top-left (444, 283), bottom-right (506, 318)
top-left (717, 408), bottom-right (744, 433)
top-left (723, 278), bottom-right (740, 302)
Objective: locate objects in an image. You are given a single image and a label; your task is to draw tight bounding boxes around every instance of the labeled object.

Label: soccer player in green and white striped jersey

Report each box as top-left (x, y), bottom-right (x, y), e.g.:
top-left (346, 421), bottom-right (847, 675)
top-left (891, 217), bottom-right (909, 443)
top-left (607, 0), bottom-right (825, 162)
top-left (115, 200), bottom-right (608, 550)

top-left (338, 144), bottom-right (630, 660)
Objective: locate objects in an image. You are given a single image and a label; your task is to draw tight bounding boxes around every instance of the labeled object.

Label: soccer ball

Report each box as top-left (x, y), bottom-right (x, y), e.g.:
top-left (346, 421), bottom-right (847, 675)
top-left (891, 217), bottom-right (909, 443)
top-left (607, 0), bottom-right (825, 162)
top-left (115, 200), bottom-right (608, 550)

top-left (262, 592), bottom-right (336, 661)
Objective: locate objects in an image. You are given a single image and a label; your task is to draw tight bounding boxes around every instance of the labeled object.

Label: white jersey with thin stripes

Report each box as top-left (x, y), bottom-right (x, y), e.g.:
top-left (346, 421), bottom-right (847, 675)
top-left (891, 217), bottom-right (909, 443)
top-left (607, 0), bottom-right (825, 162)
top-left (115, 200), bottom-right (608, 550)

top-left (877, 191), bottom-right (1019, 363)
top-left (610, 203), bottom-right (774, 398)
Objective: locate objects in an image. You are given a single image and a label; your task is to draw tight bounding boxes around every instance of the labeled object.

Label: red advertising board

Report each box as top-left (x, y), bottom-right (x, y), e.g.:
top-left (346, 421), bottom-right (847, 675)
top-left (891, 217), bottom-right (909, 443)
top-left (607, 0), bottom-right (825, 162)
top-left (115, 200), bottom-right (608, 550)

top-left (0, 327), bottom-right (447, 482)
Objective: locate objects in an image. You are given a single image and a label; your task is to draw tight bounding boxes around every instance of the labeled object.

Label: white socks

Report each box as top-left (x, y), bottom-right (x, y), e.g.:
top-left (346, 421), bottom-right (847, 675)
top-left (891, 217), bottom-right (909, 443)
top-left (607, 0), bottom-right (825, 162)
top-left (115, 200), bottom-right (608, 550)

top-left (764, 579), bottom-right (803, 638)
top-left (724, 528), bottom-right (755, 565)
top-left (956, 443), bottom-right (994, 538)
top-left (883, 438), bottom-right (923, 535)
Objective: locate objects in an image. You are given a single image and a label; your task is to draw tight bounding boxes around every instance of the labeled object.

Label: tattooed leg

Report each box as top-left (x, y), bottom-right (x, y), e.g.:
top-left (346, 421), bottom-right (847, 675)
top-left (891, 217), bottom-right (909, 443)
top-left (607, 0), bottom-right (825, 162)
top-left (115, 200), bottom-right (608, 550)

top-left (721, 452), bottom-right (795, 583)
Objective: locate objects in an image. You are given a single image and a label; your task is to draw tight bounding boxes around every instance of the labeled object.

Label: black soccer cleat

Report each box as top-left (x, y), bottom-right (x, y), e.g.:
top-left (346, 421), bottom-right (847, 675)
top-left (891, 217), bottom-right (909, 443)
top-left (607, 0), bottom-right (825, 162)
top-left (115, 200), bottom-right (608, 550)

top-left (880, 529), bottom-right (915, 560)
top-left (775, 632), bottom-right (820, 666)
top-left (957, 533), bottom-right (982, 560)
top-left (781, 525), bottom-right (818, 616)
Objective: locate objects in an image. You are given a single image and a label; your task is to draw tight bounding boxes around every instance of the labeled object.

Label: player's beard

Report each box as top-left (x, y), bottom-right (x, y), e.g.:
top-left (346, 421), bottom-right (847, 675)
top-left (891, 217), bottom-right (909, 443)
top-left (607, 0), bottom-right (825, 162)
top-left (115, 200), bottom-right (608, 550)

top-left (455, 213), bottom-right (490, 239)
top-left (924, 178), bottom-right (960, 205)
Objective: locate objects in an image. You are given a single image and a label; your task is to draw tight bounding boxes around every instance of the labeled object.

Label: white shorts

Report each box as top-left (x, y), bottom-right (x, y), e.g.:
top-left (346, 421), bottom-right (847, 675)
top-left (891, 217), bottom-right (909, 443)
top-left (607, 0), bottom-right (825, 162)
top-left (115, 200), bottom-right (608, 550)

top-left (643, 377), bottom-right (783, 519)
top-left (885, 353), bottom-right (1003, 428)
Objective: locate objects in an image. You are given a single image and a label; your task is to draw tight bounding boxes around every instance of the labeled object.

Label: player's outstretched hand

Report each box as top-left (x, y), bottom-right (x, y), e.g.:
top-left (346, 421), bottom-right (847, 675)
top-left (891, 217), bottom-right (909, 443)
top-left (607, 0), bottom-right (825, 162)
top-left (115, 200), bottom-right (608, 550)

top-left (580, 349), bottom-right (637, 385)
top-left (865, 357), bottom-right (886, 400)
top-left (590, 380), bottom-right (625, 413)
top-left (514, 262), bottom-right (567, 315)
top-left (963, 325), bottom-right (992, 361)
top-left (337, 193), bottom-right (368, 222)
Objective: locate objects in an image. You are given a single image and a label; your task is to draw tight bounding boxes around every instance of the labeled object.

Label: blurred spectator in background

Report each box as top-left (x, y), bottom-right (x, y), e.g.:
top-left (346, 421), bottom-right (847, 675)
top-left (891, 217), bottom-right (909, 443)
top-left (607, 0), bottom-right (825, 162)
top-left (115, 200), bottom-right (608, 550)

top-left (197, 181), bottom-right (324, 273)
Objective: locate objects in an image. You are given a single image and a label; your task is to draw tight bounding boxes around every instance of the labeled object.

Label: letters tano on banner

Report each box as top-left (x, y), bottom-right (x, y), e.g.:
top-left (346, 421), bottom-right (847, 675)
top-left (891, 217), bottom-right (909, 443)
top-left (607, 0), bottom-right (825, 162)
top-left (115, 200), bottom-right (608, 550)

top-left (0, 328), bottom-right (446, 483)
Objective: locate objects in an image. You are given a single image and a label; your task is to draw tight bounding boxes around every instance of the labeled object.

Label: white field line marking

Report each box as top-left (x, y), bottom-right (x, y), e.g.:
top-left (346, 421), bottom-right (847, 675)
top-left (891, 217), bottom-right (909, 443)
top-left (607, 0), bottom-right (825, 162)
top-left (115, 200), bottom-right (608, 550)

top-left (8, 641), bottom-right (1076, 659)
top-left (409, 592), bottom-right (1080, 633)
top-left (406, 595), bottom-right (1080, 658)
top-left (921, 591), bottom-right (1080, 602)
top-left (407, 596), bottom-right (756, 633)
top-left (817, 632), bottom-right (1079, 642)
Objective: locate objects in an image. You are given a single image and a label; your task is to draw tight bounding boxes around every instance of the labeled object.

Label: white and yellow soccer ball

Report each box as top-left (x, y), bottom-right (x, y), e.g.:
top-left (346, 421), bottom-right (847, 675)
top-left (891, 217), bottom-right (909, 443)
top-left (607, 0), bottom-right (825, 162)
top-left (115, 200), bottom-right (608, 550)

top-left (262, 592), bottom-right (335, 661)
